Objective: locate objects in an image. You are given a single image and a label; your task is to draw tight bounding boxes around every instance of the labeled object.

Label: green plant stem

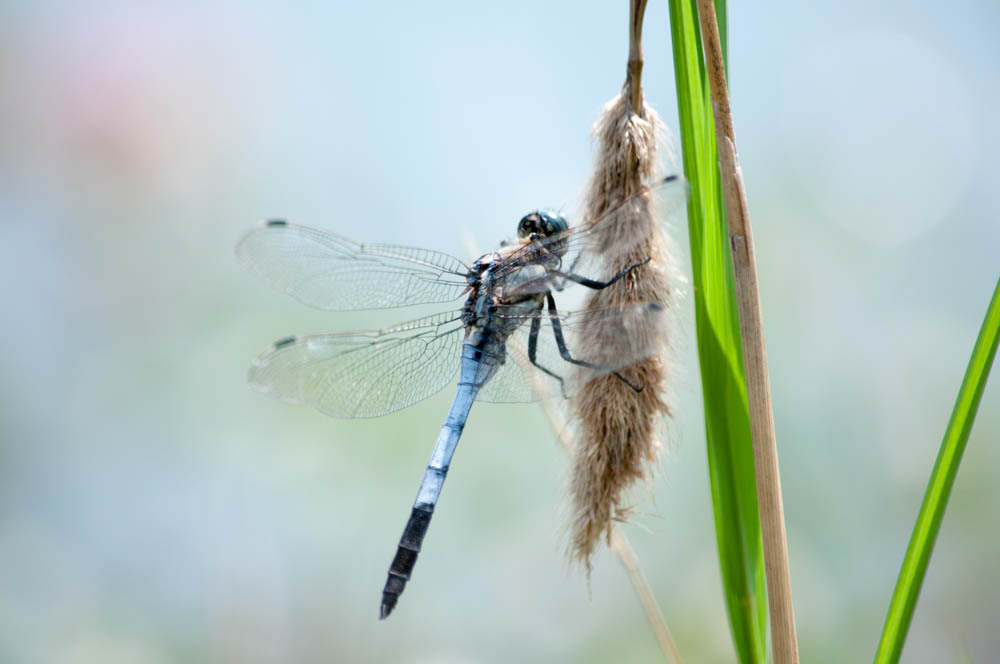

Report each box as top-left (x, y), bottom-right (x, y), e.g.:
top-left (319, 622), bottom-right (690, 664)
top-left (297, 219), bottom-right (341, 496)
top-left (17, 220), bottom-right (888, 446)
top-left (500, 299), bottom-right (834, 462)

top-left (693, 0), bottom-right (799, 661)
top-left (874, 275), bottom-right (1000, 663)
top-left (666, 1), bottom-right (767, 661)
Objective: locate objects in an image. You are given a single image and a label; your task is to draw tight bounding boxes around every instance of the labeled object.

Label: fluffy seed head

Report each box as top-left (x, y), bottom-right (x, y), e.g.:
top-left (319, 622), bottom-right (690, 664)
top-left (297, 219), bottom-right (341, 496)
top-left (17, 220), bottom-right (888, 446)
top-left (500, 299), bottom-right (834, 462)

top-left (568, 87), bottom-right (674, 567)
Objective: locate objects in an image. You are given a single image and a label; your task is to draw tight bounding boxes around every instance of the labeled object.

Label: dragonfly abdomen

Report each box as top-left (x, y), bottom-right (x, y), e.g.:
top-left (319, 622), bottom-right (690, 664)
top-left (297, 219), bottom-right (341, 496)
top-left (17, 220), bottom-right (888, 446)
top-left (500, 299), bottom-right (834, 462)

top-left (379, 342), bottom-right (491, 620)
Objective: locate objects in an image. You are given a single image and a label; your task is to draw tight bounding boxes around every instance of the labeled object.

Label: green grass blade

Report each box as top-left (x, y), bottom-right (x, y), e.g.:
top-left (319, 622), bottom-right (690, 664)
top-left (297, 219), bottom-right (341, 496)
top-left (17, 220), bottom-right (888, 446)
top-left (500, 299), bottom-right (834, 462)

top-left (874, 276), bottom-right (1000, 663)
top-left (715, 0), bottom-right (727, 65)
top-left (666, 1), bottom-right (766, 661)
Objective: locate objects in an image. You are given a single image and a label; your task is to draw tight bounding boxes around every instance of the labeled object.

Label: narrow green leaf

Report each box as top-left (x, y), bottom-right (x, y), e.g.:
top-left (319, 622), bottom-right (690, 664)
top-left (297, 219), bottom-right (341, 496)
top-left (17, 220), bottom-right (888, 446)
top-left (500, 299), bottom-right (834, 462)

top-left (666, 1), bottom-right (767, 661)
top-left (874, 276), bottom-right (1000, 663)
top-left (715, 0), bottom-right (727, 66)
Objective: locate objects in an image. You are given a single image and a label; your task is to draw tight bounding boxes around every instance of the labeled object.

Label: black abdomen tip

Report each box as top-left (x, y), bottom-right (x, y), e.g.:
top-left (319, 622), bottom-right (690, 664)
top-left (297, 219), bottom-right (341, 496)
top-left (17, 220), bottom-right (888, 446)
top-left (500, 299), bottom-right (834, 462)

top-left (380, 578), bottom-right (404, 620)
top-left (379, 505), bottom-right (435, 620)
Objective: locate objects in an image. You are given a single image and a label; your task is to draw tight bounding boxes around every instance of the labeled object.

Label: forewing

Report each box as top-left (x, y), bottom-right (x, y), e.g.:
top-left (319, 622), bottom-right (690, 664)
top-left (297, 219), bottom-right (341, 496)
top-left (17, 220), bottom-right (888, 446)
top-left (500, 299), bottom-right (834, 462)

top-left (476, 302), bottom-right (668, 403)
top-left (236, 220), bottom-right (470, 311)
top-left (249, 312), bottom-right (465, 418)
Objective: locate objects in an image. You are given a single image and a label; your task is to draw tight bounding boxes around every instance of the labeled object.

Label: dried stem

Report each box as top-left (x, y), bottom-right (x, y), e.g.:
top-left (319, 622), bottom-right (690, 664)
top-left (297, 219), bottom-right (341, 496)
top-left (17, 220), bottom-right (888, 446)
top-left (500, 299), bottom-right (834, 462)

top-left (609, 528), bottom-right (683, 664)
top-left (536, 393), bottom-right (682, 664)
top-left (693, 1), bottom-right (799, 662)
top-left (628, 0), bottom-right (649, 115)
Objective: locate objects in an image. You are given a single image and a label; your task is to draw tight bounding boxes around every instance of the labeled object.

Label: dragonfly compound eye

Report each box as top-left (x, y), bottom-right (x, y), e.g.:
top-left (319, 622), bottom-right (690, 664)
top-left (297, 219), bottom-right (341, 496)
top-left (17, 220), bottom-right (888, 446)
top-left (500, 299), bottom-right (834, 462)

top-left (517, 210), bottom-right (568, 239)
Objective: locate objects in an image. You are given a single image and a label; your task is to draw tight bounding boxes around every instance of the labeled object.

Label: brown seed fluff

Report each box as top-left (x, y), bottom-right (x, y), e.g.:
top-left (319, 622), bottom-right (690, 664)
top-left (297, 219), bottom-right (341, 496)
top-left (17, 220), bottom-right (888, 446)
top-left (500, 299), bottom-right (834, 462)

top-left (569, 87), bottom-right (672, 567)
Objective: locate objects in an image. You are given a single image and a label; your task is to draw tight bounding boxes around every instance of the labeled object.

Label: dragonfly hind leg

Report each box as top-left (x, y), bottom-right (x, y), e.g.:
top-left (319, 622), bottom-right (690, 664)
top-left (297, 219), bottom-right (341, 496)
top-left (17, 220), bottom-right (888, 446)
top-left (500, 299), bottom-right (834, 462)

top-left (545, 293), bottom-right (644, 393)
top-left (526, 312), bottom-right (569, 398)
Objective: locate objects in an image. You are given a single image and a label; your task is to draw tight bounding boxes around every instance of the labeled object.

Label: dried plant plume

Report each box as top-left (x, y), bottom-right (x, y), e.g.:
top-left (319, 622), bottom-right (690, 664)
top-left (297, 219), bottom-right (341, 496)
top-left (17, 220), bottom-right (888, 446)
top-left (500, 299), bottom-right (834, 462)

top-left (569, 87), bottom-right (674, 568)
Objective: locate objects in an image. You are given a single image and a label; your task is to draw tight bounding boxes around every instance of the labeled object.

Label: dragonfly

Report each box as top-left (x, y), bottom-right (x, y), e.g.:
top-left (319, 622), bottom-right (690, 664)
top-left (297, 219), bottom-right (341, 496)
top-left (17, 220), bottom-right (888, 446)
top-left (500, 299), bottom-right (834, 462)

top-left (236, 174), bottom-right (687, 619)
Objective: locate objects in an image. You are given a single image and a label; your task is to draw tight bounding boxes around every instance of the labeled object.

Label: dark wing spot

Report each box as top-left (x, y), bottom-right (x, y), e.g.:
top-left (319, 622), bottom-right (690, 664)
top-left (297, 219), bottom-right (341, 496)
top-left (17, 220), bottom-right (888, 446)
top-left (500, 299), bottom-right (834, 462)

top-left (661, 174), bottom-right (679, 184)
top-left (266, 219), bottom-right (288, 227)
top-left (273, 335), bottom-right (296, 349)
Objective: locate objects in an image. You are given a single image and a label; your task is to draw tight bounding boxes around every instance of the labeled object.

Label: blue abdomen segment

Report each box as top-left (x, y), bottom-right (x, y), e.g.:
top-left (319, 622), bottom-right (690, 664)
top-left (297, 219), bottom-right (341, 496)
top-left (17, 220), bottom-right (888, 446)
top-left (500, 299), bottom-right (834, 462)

top-left (380, 341), bottom-right (495, 619)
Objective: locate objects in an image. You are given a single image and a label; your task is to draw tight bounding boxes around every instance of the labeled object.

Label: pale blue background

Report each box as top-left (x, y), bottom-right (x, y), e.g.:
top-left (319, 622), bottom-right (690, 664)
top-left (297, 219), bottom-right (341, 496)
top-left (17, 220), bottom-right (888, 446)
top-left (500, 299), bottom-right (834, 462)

top-left (1, 1), bottom-right (998, 662)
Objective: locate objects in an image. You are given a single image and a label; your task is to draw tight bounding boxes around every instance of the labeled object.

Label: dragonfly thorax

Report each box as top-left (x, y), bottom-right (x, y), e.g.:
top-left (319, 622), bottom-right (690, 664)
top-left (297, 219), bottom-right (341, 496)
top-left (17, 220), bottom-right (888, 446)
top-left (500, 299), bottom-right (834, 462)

top-left (462, 248), bottom-right (548, 331)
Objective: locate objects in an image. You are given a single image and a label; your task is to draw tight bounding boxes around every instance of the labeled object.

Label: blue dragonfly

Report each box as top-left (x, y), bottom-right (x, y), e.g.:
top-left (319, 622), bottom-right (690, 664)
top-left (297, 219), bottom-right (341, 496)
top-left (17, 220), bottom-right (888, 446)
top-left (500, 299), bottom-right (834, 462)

top-left (237, 175), bottom-right (686, 619)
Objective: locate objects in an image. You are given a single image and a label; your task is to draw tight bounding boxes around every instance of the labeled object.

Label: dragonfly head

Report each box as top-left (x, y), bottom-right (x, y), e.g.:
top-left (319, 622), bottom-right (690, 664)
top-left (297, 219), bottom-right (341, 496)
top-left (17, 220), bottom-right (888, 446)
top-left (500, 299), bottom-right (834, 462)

top-left (517, 210), bottom-right (569, 255)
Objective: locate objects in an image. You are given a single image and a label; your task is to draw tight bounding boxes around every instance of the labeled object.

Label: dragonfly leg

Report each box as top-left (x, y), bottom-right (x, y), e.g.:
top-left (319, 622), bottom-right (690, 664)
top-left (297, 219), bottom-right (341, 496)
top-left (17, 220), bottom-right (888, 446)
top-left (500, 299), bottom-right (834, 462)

top-left (550, 256), bottom-right (651, 290)
top-left (526, 311), bottom-right (569, 399)
top-left (545, 292), bottom-right (644, 393)
top-left (552, 253), bottom-right (583, 292)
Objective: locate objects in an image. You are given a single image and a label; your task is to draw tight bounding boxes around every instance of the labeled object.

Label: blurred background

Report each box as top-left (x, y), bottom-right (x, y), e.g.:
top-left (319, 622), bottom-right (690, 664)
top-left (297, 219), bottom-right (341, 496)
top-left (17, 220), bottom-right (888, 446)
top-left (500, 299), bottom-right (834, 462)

top-left (1, 0), bottom-right (997, 662)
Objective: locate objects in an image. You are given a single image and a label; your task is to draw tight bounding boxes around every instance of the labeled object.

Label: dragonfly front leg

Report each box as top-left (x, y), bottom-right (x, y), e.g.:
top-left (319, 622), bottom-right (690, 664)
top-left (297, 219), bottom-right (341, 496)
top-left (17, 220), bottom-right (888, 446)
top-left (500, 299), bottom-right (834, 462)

top-left (551, 253), bottom-right (581, 292)
top-left (550, 256), bottom-right (651, 290)
top-left (545, 293), bottom-right (644, 393)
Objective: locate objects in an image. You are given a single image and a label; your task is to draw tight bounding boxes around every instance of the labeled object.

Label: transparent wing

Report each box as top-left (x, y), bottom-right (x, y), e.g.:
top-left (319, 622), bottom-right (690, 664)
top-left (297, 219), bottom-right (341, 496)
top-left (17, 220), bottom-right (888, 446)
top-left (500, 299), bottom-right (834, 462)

top-left (476, 302), bottom-right (668, 403)
top-left (249, 312), bottom-right (465, 418)
top-left (492, 175), bottom-right (689, 294)
top-left (236, 220), bottom-right (470, 311)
